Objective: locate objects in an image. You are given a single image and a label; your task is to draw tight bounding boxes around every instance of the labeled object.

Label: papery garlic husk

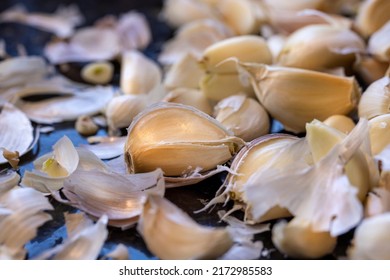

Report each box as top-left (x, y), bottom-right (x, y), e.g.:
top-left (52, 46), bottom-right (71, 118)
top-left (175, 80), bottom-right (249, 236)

top-left (120, 50), bottom-right (162, 95)
top-left (358, 75), bottom-right (390, 120)
top-left (277, 24), bottom-right (365, 71)
top-left (348, 213), bottom-right (390, 259)
top-left (81, 61), bottom-right (114, 85)
top-left (200, 35), bottom-right (272, 74)
top-left (354, 0), bottom-right (390, 38)
top-left (214, 95), bottom-right (269, 141)
top-left (82, 136), bottom-right (126, 160)
top-left (0, 102), bottom-right (34, 165)
top-left (272, 218), bottom-right (337, 259)
top-left (323, 115), bottom-right (356, 134)
top-left (125, 102), bottom-right (245, 177)
top-left (200, 72), bottom-right (255, 102)
top-left (163, 88), bottom-right (212, 115)
top-left (368, 114), bottom-right (390, 155)
top-left (163, 53), bottom-right (204, 90)
top-left (364, 188), bottom-right (390, 217)
top-left (0, 170), bottom-right (19, 195)
top-left (354, 56), bottom-right (389, 86)
top-left (137, 195), bottom-right (233, 259)
top-left (306, 119), bottom-right (371, 201)
top-left (368, 20), bottom-right (390, 63)
top-left (239, 62), bottom-right (361, 133)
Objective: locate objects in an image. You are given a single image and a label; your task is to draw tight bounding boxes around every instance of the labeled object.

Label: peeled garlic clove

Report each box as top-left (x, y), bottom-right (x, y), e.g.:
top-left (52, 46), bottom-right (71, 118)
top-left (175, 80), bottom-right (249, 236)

top-left (163, 53), bottom-right (204, 90)
top-left (368, 20), bottom-right (390, 63)
top-left (200, 72), bottom-right (255, 102)
top-left (137, 195), bottom-right (233, 260)
top-left (214, 95), bottom-right (269, 141)
top-left (216, 0), bottom-right (256, 35)
top-left (355, 0), bottom-right (390, 38)
top-left (163, 88), bottom-right (212, 115)
top-left (120, 50), bottom-right (162, 95)
top-left (368, 114), bottom-right (390, 155)
top-left (263, 0), bottom-right (332, 11)
top-left (358, 75), bottom-right (390, 120)
top-left (75, 115), bottom-right (99, 136)
top-left (277, 24), bottom-right (365, 71)
top-left (125, 102), bottom-right (245, 177)
top-left (272, 218), bottom-right (337, 259)
top-left (348, 213), bottom-right (390, 259)
top-left (239, 62), bottom-right (361, 133)
top-left (200, 35), bottom-right (272, 74)
top-left (81, 61), bottom-right (113, 85)
top-left (323, 115), bottom-right (356, 134)
top-left (354, 56), bottom-right (389, 86)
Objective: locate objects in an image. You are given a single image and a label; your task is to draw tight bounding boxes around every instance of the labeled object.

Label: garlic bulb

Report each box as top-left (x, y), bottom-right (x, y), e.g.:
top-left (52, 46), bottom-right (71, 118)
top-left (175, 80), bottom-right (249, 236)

top-left (125, 102), bottom-right (245, 177)
top-left (277, 24), bottom-right (365, 71)
top-left (368, 114), bottom-right (390, 155)
top-left (323, 115), bottom-right (356, 134)
top-left (368, 20), bottom-right (390, 63)
top-left (214, 95), bottom-right (269, 141)
top-left (163, 88), bottom-right (212, 115)
top-left (239, 62), bottom-right (361, 133)
top-left (355, 0), bottom-right (390, 38)
top-left (137, 195), bottom-right (233, 259)
top-left (358, 75), bottom-right (390, 120)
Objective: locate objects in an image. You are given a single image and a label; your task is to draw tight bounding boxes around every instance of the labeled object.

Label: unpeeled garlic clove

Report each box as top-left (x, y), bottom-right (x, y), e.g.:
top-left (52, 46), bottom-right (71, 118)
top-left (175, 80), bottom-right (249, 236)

top-left (368, 20), bottom-right (390, 63)
top-left (272, 218), bottom-right (337, 259)
top-left (137, 195), bottom-right (233, 259)
top-left (81, 61), bottom-right (113, 85)
top-left (323, 115), bottom-right (356, 134)
top-left (354, 0), bottom-right (390, 38)
top-left (214, 95), bottom-right (269, 141)
top-left (124, 102), bottom-right (245, 177)
top-left (354, 56), bottom-right (389, 87)
top-left (368, 114), bottom-right (390, 155)
top-left (163, 88), bottom-right (212, 115)
top-left (200, 35), bottom-right (272, 74)
top-left (239, 62), bottom-right (361, 133)
top-left (277, 24), bottom-right (365, 71)
top-left (358, 75), bottom-right (390, 120)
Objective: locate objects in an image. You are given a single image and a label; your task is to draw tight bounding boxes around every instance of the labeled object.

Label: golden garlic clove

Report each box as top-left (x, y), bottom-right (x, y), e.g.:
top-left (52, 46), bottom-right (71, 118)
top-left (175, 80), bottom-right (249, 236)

top-left (368, 114), bottom-right (390, 155)
top-left (272, 218), bottom-right (337, 259)
top-left (263, 0), bottom-right (334, 12)
top-left (163, 88), bottom-right (212, 115)
top-left (240, 62), bottom-right (361, 133)
top-left (81, 61), bottom-right (113, 85)
top-left (200, 35), bottom-right (272, 74)
top-left (277, 24), bottom-right (365, 71)
top-left (323, 115), bottom-right (356, 134)
top-left (368, 20), bottom-right (390, 63)
top-left (137, 195), bottom-right (233, 260)
top-left (354, 56), bottom-right (389, 86)
top-left (358, 75), bottom-right (390, 120)
top-left (354, 0), bottom-right (390, 38)
top-left (125, 102), bottom-right (245, 177)
top-left (214, 95), bottom-right (269, 141)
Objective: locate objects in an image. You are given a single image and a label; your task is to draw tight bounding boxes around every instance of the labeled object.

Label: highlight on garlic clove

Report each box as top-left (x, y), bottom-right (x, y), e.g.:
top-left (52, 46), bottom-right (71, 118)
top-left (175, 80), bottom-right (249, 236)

top-left (81, 61), bottom-right (114, 85)
top-left (163, 88), bottom-right (212, 115)
top-left (137, 195), bottom-right (233, 260)
top-left (348, 213), bottom-right (390, 259)
top-left (354, 0), bottom-right (390, 38)
top-left (368, 20), bottom-right (390, 63)
top-left (238, 62), bottom-right (361, 133)
top-left (276, 24), bottom-right (365, 71)
top-left (75, 115), bottom-right (99, 136)
top-left (323, 115), bottom-right (356, 134)
top-left (272, 218), bottom-right (337, 259)
top-left (214, 95), bottom-right (270, 141)
top-left (368, 114), bottom-right (390, 155)
top-left (358, 75), bottom-right (390, 120)
top-left (124, 102), bottom-right (245, 177)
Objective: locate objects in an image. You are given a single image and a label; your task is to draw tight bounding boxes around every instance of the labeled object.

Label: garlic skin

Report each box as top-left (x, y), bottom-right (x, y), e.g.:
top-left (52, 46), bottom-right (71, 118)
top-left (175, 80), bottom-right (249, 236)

top-left (272, 219), bottom-right (337, 259)
top-left (137, 195), bottom-right (233, 260)
top-left (214, 95), bottom-right (269, 141)
top-left (368, 114), bottom-right (390, 155)
top-left (240, 62), bottom-right (361, 133)
top-left (125, 102), bottom-right (245, 177)
top-left (163, 88), bottom-right (212, 115)
top-left (368, 20), bottom-right (390, 63)
top-left (323, 115), bottom-right (356, 134)
top-left (355, 0), bottom-right (390, 38)
top-left (277, 24), bottom-right (365, 71)
top-left (358, 75), bottom-right (390, 120)
top-left (81, 61), bottom-right (113, 85)
top-left (75, 115), bottom-right (99, 136)
top-left (348, 213), bottom-right (390, 259)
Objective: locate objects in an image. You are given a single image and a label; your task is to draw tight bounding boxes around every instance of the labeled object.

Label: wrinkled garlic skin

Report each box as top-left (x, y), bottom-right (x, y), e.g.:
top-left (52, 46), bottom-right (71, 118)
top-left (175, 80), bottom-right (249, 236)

top-left (214, 95), bottom-right (269, 142)
top-left (81, 61), bottom-right (114, 85)
top-left (368, 20), bottom-right (390, 63)
top-left (125, 103), bottom-right (245, 177)
top-left (368, 114), bottom-right (390, 155)
top-left (355, 0), bottom-right (390, 38)
top-left (358, 76), bottom-right (390, 120)
top-left (277, 24), bottom-right (365, 71)
top-left (348, 213), bottom-right (390, 259)
top-left (75, 115), bottom-right (99, 136)
top-left (163, 88), bottom-right (212, 115)
top-left (323, 115), bottom-right (356, 134)
top-left (272, 219), bottom-right (337, 259)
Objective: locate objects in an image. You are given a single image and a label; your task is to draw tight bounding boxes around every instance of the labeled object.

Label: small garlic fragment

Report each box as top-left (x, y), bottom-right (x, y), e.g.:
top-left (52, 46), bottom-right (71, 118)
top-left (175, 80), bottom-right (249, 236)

top-left (214, 95), bottom-right (269, 141)
top-left (323, 115), bottom-right (356, 134)
top-left (81, 61), bottom-right (113, 85)
top-left (75, 115), bottom-right (99, 136)
top-left (163, 88), bottom-right (212, 115)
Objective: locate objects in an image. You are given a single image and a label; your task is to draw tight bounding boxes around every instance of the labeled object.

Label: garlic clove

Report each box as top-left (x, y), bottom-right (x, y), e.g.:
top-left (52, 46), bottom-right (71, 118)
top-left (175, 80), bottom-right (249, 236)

top-left (214, 95), bottom-right (269, 141)
top-left (368, 114), bottom-right (390, 155)
top-left (354, 0), bottom-right (390, 38)
top-left (263, 0), bottom-right (333, 12)
top-left (75, 115), bottom-right (99, 136)
top-left (323, 115), bottom-right (356, 134)
top-left (125, 102), bottom-right (245, 177)
top-left (137, 195), bottom-right (233, 259)
top-left (163, 88), bottom-right (212, 115)
top-left (354, 56), bottom-right (389, 86)
top-left (81, 61), bottom-right (113, 85)
top-left (368, 20), bottom-right (390, 63)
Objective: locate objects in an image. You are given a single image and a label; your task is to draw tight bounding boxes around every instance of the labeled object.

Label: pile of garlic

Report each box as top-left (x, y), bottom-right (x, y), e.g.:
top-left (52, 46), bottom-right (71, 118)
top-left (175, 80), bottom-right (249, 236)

top-left (2, 0), bottom-right (390, 260)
